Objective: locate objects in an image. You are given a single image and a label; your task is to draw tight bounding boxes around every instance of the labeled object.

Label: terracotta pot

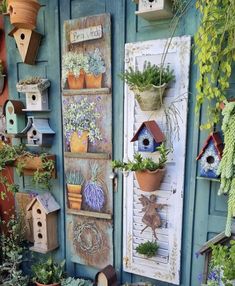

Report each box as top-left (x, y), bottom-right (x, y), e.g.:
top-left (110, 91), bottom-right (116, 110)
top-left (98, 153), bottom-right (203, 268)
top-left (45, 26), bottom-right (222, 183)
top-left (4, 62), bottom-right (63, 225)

top-left (70, 131), bottom-right (88, 153)
top-left (67, 184), bottom-right (82, 194)
top-left (8, 0), bottom-right (41, 30)
top-left (68, 196), bottom-right (82, 210)
top-left (133, 83), bottom-right (167, 111)
top-left (134, 168), bottom-right (166, 192)
top-left (67, 70), bottom-right (85, 89)
top-left (85, 73), bottom-right (102, 89)
top-left (35, 282), bottom-right (60, 286)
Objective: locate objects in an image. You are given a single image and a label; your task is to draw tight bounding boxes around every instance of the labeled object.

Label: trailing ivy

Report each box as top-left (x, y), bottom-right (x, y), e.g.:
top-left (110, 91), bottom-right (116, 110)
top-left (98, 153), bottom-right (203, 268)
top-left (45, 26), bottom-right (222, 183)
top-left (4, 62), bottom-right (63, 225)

top-left (217, 102), bottom-right (235, 236)
top-left (195, 0), bottom-right (235, 129)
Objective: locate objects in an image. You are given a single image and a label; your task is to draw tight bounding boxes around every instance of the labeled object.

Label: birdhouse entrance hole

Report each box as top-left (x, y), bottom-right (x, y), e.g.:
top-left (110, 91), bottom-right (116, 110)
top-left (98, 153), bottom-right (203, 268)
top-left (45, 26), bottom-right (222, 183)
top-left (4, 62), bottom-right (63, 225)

top-left (37, 221), bottom-right (42, 227)
top-left (32, 130), bottom-right (37, 136)
top-left (143, 138), bottom-right (150, 146)
top-left (9, 119), bottom-right (14, 125)
top-left (207, 156), bottom-right (215, 164)
top-left (32, 95), bottom-right (36, 101)
top-left (37, 208), bottom-right (41, 214)
top-left (20, 33), bottom-right (25, 40)
top-left (38, 233), bottom-right (43, 239)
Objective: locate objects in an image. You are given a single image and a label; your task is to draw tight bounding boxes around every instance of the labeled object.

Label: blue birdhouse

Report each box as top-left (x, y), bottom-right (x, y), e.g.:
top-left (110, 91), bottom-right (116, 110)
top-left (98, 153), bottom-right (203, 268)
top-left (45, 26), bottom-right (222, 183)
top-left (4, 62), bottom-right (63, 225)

top-left (131, 120), bottom-right (165, 152)
top-left (196, 132), bottom-right (224, 179)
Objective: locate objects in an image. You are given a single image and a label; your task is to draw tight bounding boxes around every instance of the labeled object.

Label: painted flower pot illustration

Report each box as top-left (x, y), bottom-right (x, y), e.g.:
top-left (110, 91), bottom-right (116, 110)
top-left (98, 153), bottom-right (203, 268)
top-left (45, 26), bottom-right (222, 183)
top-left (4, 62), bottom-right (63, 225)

top-left (70, 131), bottom-right (88, 153)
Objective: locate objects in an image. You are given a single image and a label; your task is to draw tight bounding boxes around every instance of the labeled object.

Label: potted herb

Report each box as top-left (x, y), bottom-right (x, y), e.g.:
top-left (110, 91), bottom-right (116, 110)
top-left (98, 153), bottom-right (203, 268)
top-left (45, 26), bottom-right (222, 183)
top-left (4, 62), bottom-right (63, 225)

top-left (112, 143), bottom-right (169, 192)
top-left (62, 52), bottom-right (89, 90)
top-left (32, 258), bottom-right (65, 286)
top-left (16, 76), bottom-right (50, 93)
top-left (0, 0), bottom-right (8, 15)
top-left (7, 0), bottom-right (41, 30)
top-left (61, 277), bottom-right (93, 286)
top-left (0, 59), bottom-right (6, 95)
top-left (120, 61), bottom-right (174, 111)
top-left (136, 241), bottom-right (159, 258)
top-left (63, 97), bottom-right (102, 153)
top-left (85, 48), bottom-right (106, 89)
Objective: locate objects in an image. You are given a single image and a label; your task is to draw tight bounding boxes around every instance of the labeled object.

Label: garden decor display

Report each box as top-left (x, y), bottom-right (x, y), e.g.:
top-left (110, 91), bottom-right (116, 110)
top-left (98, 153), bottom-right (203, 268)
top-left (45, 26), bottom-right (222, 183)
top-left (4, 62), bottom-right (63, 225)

top-left (86, 48), bottom-right (106, 88)
top-left (27, 193), bottom-right (60, 253)
top-left (196, 132), bottom-right (224, 179)
top-left (217, 102), bottom-right (235, 236)
top-left (63, 97), bottom-right (102, 153)
top-left (139, 194), bottom-right (166, 239)
top-left (32, 258), bottom-right (65, 286)
top-left (195, 0), bottom-right (235, 129)
top-left (0, 59), bottom-right (6, 94)
top-left (136, 240), bottom-right (159, 258)
top-left (84, 163), bottom-right (105, 211)
top-left (7, 0), bottom-right (41, 30)
top-left (112, 143), bottom-right (169, 192)
top-left (62, 52), bottom-right (89, 89)
top-left (120, 61), bottom-right (174, 111)
top-left (61, 277), bottom-right (93, 286)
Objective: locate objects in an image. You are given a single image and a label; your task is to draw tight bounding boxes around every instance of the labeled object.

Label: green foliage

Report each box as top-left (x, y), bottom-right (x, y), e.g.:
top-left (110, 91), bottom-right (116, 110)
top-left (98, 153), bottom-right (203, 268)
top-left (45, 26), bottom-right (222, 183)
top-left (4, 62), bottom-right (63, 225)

top-left (66, 169), bottom-right (85, 185)
top-left (195, 0), bottom-right (235, 129)
top-left (217, 102), bottom-right (235, 236)
top-left (120, 62), bottom-right (175, 92)
top-left (32, 257), bottom-right (65, 285)
top-left (136, 241), bottom-right (159, 258)
top-left (0, 0), bottom-right (8, 14)
top-left (87, 48), bottom-right (106, 76)
top-left (61, 277), bottom-right (93, 286)
top-left (112, 144), bottom-right (170, 172)
top-left (18, 76), bottom-right (43, 85)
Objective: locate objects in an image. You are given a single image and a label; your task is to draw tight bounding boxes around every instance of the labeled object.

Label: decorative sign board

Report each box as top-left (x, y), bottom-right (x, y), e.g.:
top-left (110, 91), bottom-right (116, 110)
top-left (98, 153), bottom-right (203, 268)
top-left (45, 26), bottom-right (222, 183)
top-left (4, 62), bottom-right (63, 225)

top-left (123, 36), bottom-right (191, 284)
top-left (70, 25), bottom-right (102, 44)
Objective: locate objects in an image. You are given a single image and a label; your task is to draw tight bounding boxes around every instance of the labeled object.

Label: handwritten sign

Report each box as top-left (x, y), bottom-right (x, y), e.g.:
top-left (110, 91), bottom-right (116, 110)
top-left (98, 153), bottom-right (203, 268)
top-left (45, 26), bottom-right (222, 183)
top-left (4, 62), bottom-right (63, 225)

top-left (70, 25), bottom-right (103, 44)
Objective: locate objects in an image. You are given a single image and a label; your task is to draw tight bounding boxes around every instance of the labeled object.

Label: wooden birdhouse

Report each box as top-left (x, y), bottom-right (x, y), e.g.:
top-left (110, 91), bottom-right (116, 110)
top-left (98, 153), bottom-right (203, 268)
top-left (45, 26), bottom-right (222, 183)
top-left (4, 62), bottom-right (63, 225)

top-left (16, 79), bottom-right (50, 111)
top-left (135, 0), bottom-right (173, 21)
top-left (9, 27), bottom-right (42, 65)
top-left (3, 100), bottom-right (25, 135)
top-left (131, 120), bottom-right (165, 152)
top-left (21, 116), bottom-right (55, 146)
top-left (196, 132), bottom-right (224, 179)
top-left (26, 192), bottom-right (60, 254)
top-left (95, 265), bottom-right (118, 286)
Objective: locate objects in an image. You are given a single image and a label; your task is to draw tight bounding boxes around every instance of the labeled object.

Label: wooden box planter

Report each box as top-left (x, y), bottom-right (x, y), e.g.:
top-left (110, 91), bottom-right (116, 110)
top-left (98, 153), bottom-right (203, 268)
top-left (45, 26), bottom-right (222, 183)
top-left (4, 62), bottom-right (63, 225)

top-left (135, 168), bottom-right (165, 192)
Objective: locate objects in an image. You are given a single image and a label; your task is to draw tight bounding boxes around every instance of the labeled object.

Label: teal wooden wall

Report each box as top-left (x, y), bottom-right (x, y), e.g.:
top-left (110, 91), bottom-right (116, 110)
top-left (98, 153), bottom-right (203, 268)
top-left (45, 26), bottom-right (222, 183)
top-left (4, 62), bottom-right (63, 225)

top-left (4, 0), bottom-right (230, 285)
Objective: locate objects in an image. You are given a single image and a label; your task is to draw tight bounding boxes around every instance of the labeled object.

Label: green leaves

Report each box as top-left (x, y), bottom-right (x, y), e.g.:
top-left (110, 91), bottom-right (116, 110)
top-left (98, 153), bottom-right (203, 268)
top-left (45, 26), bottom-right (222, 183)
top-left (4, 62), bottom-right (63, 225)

top-left (136, 241), bottom-right (159, 258)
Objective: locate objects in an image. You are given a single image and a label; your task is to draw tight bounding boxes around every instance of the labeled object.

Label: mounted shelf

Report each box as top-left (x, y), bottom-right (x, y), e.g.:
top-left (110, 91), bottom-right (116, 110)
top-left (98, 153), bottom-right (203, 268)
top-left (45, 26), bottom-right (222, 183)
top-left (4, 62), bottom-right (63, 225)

top-left (67, 209), bottom-right (112, 220)
top-left (64, 152), bottom-right (111, 160)
top-left (63, 88), bottom-right (110, 96)
top-left (196, 176), bottom-right (220, 183)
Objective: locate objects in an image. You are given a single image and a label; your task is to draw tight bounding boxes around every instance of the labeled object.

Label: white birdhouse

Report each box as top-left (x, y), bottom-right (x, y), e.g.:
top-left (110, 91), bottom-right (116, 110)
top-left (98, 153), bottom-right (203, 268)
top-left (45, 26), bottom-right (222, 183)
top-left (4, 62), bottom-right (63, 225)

top-left (135, 0), bottom-right (173, 20)
top-left (16, 79), bottom-right (50, 111)
top-left (26, 192), bottom-right (60, 254)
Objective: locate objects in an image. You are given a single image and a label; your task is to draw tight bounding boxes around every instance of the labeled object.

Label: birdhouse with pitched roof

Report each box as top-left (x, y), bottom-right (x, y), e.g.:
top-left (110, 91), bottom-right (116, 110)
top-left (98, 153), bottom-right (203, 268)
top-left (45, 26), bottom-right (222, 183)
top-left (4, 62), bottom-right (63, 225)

top-left (16, 79), bottom-right (50, 111)
top-left (26, 192), bottom-right (60, 254)
top-left (196, 132), bottom-right (224, 179)
top-left (95, 265), bottom-right (118, 286)
top-left (3, 100), bottom-right (25, 135)
top-left (131, 120), bottom-right (165, 152)
top-left (21, 116), bottom-right (55, 146)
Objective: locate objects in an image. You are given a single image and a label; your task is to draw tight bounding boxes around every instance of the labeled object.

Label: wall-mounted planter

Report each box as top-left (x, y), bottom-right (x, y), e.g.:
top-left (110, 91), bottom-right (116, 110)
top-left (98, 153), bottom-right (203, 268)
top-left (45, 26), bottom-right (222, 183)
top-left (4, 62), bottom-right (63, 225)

top-left (0, 74), bottom-right (6, 94)
top-left (8, 0), bottom-right (41, 30)
top-left (135, 168), bottom-right (165, 192)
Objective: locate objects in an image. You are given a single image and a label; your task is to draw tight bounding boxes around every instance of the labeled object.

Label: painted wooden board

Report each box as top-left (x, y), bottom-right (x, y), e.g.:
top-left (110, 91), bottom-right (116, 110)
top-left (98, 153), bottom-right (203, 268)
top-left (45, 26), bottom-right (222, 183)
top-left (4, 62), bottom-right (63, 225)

top-left (123, 36), bottom-right (191, 284)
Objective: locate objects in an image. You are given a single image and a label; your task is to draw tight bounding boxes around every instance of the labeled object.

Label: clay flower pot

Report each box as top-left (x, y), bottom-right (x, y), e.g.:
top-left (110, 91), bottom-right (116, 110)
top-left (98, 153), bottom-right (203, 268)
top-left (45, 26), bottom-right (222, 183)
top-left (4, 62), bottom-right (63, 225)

top-left (68, 194), bottom-right (82, 210)
top-left (70, 131), bottom-right (88, 153)
top-left (85, 73), bottom-right (102, 89)
top-left (8, 0), bottom-right (41, 30)
top-left (67, 70), bottom-right (85, 89)
top-left (67, 184), bottom-right (82, 194)
top-left (35, 282), bottom-right (60, 286)
top-left (135, 168), bottom-right (166, 192)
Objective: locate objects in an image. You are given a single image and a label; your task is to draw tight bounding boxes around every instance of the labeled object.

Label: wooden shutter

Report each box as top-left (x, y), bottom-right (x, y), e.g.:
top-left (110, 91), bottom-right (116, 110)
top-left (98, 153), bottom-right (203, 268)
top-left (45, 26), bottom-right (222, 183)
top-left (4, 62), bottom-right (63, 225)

top-left (122, 36), bottom-right (191, 285)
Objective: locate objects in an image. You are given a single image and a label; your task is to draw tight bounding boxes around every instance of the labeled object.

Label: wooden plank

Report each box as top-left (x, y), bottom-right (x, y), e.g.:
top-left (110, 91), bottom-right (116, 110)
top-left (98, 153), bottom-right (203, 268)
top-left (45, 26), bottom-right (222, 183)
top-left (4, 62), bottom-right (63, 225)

top-left (64, 152), bottom-right (110, 160)
top-left (196, 176), bottom-right (220, 183)
top-left (70, 25), bottom-right (102, 44)
top-left (63, 88), bottom-right (110, 96)
top-left (67, 209), bottom-right (112, 220)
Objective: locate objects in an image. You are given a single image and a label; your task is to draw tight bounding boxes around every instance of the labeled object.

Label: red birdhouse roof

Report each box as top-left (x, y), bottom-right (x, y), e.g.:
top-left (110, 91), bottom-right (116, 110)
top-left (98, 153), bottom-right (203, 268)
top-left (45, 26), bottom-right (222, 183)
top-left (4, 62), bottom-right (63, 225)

top-left (131, 120), bottom-right (165, 143)
top-left (196, 132), bottom-right (224, 161)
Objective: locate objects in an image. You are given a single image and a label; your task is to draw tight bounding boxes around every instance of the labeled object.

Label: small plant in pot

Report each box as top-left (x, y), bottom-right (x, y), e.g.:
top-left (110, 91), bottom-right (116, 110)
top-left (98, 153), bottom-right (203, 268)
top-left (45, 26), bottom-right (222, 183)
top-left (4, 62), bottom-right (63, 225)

top-left (86, 48), bottom-right (106, 89)
top-left (120, 61), bottom-right (175, 111)
top-left (112, 143), bottom-right (170, 192)
top-left (32, 257), bottom-right (65, 286)
top-left (0, 59), bottom-right (6, 95)
top-left (62, 52), bottom-right (89, 90)
top-left (0, 0), bottom-right (8, 14)
top-left (136, 240), bottom-right (159, 258)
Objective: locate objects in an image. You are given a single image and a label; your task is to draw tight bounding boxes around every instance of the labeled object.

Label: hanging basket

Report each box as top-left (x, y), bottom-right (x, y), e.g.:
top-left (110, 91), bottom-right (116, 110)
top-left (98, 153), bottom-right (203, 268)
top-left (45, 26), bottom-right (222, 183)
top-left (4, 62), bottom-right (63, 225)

top-left (85, 73), bottom-right (102, 89)
top-left (70, 131), bottom-right (88, 153)
top-left (8, 0), bottom-right (41, 30)
top-left (134, 168), bottom-right (166, 192)
top-left (133, 83), bottom-right (167, 111)
top-left (67, 70), bottom-right (85, 89)
top-left (0, 75), bottom-right (6, 95)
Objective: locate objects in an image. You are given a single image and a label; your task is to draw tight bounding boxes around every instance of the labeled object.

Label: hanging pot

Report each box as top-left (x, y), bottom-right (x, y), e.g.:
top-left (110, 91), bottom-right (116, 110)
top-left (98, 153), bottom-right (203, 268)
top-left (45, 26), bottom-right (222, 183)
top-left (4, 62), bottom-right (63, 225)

top-left (134, 168), bottom-right (166, 192)
top-left (70, 131), bottom-right (88, 153)
top-left (67, 184), bottom-right (82, 194)
top-left (8, 0), bottom-right (41, 30)
top-left (85, 73), bottom-right (102, 89)
top-left (35, 282), bottom-right (60, 286)
top-left (133, 83), bottom-right (167, 111)
top-left (0, 75), bottom-right (5, 94)
top-left (68, 194), bottom-right (82, 210)
top-left (67, 70), bottom-right (85, 89)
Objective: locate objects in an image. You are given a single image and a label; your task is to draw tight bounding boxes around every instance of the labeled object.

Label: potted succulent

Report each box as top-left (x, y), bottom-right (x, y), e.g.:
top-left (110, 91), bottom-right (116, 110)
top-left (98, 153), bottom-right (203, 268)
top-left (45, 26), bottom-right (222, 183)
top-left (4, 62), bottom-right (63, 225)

top-left (120, 61), bottom-right (175, 111)
top-left (85, 48), bottom-right (106, 89)
top-left (0, 0), bottom-right (8, 15)
top-left (0, 59), bottom-right (6, 95)
top-left (62, 52), bottom-right (89, 90)
top-left (32, 258), bottom-right (65, 286)
top-left (61, 277), bottom-right (93, 286)
top-left (63, 97), bottom-right (102, 153)
top-left (112, 143), bottom-right (169, 192)
top-left (136, 240), bottom-right (159, 258)
top-left (7, 0), bottom-right (41, 30)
